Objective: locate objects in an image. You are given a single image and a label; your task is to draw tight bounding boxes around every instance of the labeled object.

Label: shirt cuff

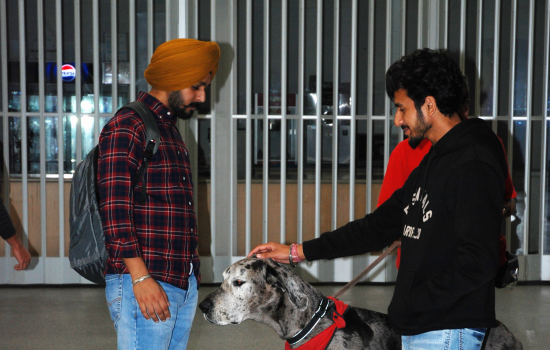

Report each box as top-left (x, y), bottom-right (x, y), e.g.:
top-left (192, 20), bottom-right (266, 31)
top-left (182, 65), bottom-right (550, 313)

top-left (109, 237), bottom-right (142, 259)
top-left (302, 239), bottom-right (322, 261)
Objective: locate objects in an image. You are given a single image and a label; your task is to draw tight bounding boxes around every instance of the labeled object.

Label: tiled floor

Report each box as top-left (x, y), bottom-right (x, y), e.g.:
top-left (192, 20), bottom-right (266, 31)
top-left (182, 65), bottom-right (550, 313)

top-left (0, 283), bottom-right (548, 349)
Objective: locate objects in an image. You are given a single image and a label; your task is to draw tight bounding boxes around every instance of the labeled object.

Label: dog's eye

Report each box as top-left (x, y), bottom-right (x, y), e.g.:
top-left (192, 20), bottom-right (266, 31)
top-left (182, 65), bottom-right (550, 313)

top-left (233, 280), bottom-right (245, 287)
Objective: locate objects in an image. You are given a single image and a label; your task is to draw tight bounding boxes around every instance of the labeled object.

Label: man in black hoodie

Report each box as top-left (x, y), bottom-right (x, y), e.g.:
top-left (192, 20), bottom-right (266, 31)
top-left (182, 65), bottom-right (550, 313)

top-left (248, 49), bottom-right (509, 350)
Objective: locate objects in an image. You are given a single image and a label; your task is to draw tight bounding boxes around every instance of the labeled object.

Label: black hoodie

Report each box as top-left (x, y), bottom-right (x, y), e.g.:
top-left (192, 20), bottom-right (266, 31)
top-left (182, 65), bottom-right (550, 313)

top-left (303, 118), bottom-right (508, 335)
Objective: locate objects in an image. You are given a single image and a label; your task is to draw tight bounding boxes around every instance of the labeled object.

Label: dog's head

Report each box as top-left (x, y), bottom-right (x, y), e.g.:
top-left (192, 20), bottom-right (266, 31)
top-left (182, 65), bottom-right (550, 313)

top-left (199, 258), bottom-right (311, 327)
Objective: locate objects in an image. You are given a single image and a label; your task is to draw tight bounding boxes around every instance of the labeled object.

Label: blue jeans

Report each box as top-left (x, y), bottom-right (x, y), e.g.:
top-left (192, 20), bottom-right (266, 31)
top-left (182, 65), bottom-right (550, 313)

top-left (402, 328), bottom-right (487, 350)
top-left (105, 273), bottom-right (198, 350)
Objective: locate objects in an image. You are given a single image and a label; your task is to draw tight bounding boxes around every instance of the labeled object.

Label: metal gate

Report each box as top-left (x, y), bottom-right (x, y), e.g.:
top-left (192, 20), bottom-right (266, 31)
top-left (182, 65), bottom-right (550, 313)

top-left (1, 0), bottom-right (549, 284)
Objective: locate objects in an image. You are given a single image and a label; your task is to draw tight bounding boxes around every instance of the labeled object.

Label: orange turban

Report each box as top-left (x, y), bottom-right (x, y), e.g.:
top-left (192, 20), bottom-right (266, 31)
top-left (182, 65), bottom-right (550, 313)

top-left (144, 38), bottom-right (221, 91)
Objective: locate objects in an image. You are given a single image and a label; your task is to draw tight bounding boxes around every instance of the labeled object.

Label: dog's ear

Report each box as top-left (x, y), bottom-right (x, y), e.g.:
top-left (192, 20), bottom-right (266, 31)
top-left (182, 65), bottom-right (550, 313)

top-left (265, 260), bottom-right (309, 311)
top-left (265, 263), bottom-right (285, 291)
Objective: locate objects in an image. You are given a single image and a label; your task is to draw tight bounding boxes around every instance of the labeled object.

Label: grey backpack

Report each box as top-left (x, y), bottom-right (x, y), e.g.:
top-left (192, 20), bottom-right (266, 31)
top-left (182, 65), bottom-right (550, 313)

top-left (69, 101), bottom-right (160, 284)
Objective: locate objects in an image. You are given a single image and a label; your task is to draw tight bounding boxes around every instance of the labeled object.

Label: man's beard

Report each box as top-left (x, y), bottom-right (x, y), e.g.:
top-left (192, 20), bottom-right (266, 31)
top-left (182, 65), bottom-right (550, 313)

top-left (408, 109), bottom-right (432, 149)
top-left (168, 91), bottom-right (201, 120)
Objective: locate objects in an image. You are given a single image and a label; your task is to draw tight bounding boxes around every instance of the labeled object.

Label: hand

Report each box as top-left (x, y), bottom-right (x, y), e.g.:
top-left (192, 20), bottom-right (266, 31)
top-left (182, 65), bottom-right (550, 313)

top-left (133, 277), bottom-right (171, 322)
top-left (12, 244), bottom-right (31, 271)
top-left (248, 242), bottom-right (304, 264)
top-left (6, 235), bottom-right (31, 270)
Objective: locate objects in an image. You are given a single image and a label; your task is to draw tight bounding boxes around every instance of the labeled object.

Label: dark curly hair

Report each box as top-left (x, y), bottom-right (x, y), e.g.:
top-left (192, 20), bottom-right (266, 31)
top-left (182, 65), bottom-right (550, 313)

top-left (386, 49), bottom-right (469, 117)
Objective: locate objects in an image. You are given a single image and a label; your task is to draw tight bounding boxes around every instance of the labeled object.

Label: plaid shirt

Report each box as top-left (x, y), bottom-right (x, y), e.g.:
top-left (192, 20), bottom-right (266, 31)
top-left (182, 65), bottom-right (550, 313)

top-left (98, 91), bottom-right (199, 290)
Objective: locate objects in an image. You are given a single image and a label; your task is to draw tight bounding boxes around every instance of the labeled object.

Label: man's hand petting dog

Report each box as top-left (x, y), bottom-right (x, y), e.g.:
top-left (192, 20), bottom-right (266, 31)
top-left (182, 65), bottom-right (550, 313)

top-left (247, 242), bottom-right (305, 264)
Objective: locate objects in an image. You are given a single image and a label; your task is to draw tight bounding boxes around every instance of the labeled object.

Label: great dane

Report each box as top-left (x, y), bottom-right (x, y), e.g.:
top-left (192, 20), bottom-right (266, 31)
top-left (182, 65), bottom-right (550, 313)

top-left (199, 258), bottom-right (523, 350)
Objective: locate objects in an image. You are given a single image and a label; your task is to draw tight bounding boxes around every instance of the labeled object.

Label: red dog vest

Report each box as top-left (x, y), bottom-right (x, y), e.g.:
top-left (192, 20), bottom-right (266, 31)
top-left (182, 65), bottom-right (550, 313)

top-left (285, 297), bottom-right (349, 350)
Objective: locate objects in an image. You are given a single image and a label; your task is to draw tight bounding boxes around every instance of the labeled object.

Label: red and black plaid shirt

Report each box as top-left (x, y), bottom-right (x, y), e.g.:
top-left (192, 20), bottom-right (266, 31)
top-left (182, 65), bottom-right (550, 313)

top-left (98, 91), bottom-right (199, 290)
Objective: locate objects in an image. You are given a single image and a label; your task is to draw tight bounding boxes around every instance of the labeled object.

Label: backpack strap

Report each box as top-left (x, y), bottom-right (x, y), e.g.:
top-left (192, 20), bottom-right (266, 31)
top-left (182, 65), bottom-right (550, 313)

top-left (124, 101), bottom-right (160, 155)
top-left (134, 139), bottom-right (156, 204)
top-left (118, 101), bottom-right (160, 204)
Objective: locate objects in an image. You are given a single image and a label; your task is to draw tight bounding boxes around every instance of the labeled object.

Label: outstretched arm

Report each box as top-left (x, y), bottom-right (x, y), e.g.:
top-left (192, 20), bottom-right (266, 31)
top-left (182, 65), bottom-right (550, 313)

top-left (247, 242), bottom-right (305, 264)
top-left (249, 185), bottom-right (405, 264)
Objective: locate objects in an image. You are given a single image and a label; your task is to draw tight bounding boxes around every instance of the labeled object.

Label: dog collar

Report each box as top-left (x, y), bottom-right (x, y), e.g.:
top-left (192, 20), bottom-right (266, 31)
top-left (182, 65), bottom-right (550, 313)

top-left (286, 297), bottom-right (331, 346)
top-left (285, 297), bottom-right (349, 350)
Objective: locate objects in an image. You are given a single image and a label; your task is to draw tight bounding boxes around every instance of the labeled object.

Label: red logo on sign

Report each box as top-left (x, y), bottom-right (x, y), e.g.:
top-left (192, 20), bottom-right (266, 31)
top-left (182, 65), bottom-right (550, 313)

top-left (62, 64), bottom-right (76, 82)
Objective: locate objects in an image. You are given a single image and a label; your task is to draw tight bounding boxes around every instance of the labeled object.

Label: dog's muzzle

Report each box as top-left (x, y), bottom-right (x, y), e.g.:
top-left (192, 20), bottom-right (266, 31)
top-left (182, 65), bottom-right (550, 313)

top-left (199, 298), bottom-right (213, 314)
top-left (199, 297), bottom-right (217, 324)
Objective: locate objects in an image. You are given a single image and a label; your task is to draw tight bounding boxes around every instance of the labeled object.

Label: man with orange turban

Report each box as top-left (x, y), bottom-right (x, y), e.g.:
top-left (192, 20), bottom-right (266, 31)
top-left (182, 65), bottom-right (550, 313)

top-left (99, 38), bottom-right (220, 350)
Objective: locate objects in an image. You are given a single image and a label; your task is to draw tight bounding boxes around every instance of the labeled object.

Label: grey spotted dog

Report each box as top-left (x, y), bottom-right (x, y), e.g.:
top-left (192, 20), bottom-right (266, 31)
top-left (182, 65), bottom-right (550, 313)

top-left (199, 258), bottom-right (522, 350)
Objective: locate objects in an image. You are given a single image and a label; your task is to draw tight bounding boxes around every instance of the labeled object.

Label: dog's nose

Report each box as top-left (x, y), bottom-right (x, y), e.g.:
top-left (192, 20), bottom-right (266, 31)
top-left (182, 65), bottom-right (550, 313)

top-left (199, 298), bottom-right (212, 313)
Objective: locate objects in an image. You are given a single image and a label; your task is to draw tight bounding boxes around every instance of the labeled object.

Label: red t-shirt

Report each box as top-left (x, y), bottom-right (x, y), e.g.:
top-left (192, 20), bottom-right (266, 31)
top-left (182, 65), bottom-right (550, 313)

top-left (378, 138), bottom-right (516, 268)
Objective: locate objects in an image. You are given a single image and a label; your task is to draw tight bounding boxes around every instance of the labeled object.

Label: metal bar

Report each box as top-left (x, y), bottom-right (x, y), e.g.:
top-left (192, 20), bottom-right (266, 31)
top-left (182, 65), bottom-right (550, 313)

top-left (37, 0), bottom-right (46, 264)
top-left (525, 0), bottom-right (535, 116)
top-left (459, 0), bottom-right (466, 72)
top-left (475, 0), bottom-right (483, 118)
top-left (541, 0), bottom-right (550, 260)
top-left (166, 0), bottom-right (170, 40)
top-left (281, 0), bottom-right (288, 242)
top-left (508, 0), bottom-right (518, 250)
top-left (56, 0), bottom-right (64, 258)
top-left (93, 0), bottom-right (100, 143)
top-left (384, 0), bottom-right (392, 173)
top-left (349, 0), bottom-right (357, 221)
top-left (193, 0), bottom-right (199, 39)
top-left (230, 0), bottom-right (237, 116)
top-left (111, 0), bottom-right (118, 112)
top-left (245, 0), bottom-right (252, 253)
top-left (19, 0), bottom-right (29, 249)
top-left (418, 0), bottom-right (423, 48)
top-left (402, 0), bottom-right (407, 55)
top-left (75, 0), bottom-right (82, 165)
top-left (297, 0), bottom-right (305, 243)
top-left (331, 0), bottom-right (339, 231)
top-left (366, 0), bottom-right (374, 214)
top-left (210, 0), bottom-right (217, 256)
top-left (0, 0), bottom-right (9, 233)
top-left (178, 0), bottom-right (188, 38)
top-left (315, 0), bottom-right (322, 238)
top-left (129, 0), bottom-right (136, 102)
top-left (263, 0), bottom-right (269, 243)
top-left (230, 0), bottom-right (237, 254)
top-left (492, 0), bottom-right (501, 121)
top-left (366, 0), bottom-right (374, 117)
top-left (427, 0), bottom-right (439, 48)
top-left (442, 0), bottom-right (448, 49)
top-left (398, 1), bottom-right (405, 144)
top-left (523, 0), bottom-right (535, 253)
top-left (148, 0), bottom-right (153, 76)
top-left (37, 0), bottom-right (44, 115)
